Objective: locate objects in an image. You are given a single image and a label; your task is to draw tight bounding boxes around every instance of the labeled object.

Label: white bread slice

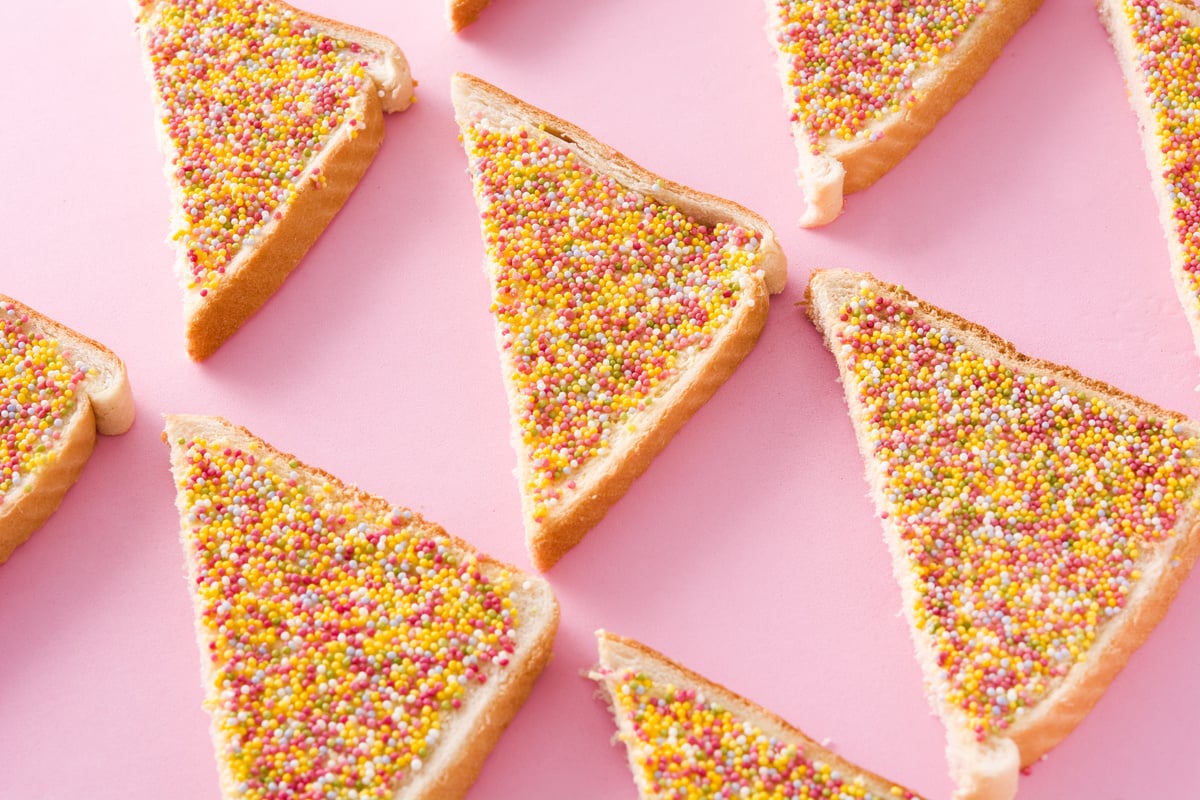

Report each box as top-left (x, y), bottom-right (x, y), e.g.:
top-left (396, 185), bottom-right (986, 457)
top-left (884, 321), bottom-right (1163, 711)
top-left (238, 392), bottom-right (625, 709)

top-left (447, 0), bottom-right (492, 32)
top-left (805, 269), bottom-right (1200, 800)
top-left (451, 72), bottom-right (788, 571)
top-left (134, 0), bottom-right (415, 360)
top-left (0, 296), bottom-right (133, 564)
top-left (1099, 0), bottom-right (1200, 360)
top-left (163, 414), bottom-right (559, 800)
top-left (591, 631), bottom-right (926, 799)
top-left (765, 0), bottom-right (1042, 227)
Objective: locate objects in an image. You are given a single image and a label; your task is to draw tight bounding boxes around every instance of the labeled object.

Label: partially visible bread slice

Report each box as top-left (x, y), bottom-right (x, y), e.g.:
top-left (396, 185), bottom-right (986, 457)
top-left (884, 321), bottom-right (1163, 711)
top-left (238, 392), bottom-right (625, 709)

top-left (1099, 0), bottom-right (1200, 360)
top-left (451, 72), bottom-right (788, 571)
top-left (163, 414), bottom-right (559, 800)
top-left (447, 0), bottom-right (492, 31)
top-left (0, 296), bottom-right (133, 564)
top-left (591, 631), bottom-right (926, 799)
top-left (134, 0), bottom-right (415, 360)
top-left (806, 269), bottom-right (1200, 800)
top-left (764, 0), bottom-right (1042, 226)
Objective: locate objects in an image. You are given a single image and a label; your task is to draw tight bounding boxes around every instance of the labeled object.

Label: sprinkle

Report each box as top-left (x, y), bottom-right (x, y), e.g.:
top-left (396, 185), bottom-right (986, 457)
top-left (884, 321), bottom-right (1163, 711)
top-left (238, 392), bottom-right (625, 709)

top-left (462, 120), bottom-right (765, 521)
top-left (177, 436), bottom-right (522, 800)
top-left (0, 304), bottom-right (89, 504)
top-left (141, 0), bottom-right (379, 291)
top-left (830, 282), bottom-right (1200, 738)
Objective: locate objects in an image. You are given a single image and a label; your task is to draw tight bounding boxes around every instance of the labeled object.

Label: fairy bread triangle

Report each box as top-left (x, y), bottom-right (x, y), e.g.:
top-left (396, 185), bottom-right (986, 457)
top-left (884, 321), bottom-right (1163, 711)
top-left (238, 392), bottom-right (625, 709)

top-left (451, 73), bottom-right (788, 570)
top-left (134, 0), bottom-right (414, 359)
top-left (164, 414), bottom-right (559, 799)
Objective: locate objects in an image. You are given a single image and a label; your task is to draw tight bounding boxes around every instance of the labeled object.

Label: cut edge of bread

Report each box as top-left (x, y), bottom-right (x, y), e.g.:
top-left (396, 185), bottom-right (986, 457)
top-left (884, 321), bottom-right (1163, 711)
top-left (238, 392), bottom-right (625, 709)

top-left (133, 0), bottom-right (415, 360)
top-left (764, 0), bottom-right (1043, 227)
top-left (451, 72), bottom-right (787, 571)
top-left (590, 630), bottom-right (927, 799)
top-left (804, 268), bottom-right (1200, 800)
top-left (162, 413), bottom-right (560, 800)
top-left (0, 296), bottom-right (133, 563)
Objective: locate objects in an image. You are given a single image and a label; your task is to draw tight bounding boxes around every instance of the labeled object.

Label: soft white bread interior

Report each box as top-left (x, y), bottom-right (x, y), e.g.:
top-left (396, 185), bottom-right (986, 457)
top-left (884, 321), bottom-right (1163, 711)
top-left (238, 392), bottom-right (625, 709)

top-left (447, 0), bottom-right (493, 31)
top-left (806, 269), bottom-right (1200, 800)
top-left (451, 72), bottom-right (787, 571)
top-left (764, 0), bottom-right (1043, 226)
top-left (1099, 0), bottom-right (1200, 359)
top-left (591, 630), bottom-right (926, 799)
top-left (133, 0), bottom-right (415, 360)
top-left (0, 296), bottom-right (133, 564)
top-left (163, 414), bottom-right (559, 800)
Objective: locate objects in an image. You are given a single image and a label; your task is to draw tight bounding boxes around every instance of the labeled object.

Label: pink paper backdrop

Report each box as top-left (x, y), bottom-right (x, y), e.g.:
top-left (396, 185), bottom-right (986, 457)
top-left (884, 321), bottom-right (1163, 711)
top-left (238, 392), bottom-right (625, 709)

top-left (1, 0), bottom-right (1198, 797)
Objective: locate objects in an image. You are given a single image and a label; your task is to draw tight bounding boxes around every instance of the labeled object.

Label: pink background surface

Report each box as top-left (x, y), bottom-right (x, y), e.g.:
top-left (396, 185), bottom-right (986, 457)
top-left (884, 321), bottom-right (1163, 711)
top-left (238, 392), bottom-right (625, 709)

top-left (1, 0), bottom-right (1198, 797)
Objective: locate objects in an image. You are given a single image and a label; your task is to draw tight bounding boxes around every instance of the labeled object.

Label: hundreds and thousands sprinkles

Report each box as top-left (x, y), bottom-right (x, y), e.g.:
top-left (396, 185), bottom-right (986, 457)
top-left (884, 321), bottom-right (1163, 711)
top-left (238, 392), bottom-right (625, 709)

top-left (1120, 0), bottom-right (1200, 304)
top-left (0, 304), bottom-right (88, 504)
top-left (605, 669), bottom-right (919, 799)
top-left (770, 0), bottom-right (986, 149)
top-left (832, 282), bottom-right (1200, 739)
top-left (463, 121), bottom-right (766, 522)
top-left (141, 0), bottom-right (376, 294)
top-left (176, 435), bottom-right (521, 799)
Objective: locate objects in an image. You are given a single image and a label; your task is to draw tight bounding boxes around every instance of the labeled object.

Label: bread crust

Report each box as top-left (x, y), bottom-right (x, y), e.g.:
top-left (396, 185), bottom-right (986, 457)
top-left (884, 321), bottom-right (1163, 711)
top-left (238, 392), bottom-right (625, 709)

top-left (766, 0), bottom-right (1043, 226)
top-left (591, 631), bottom-right (926, 799)
top-left (452, 73), bottom-right (787, 571)
top-left (0, 296), bottom-right (133, 564)
top-left (134, 0), bottom-right (415, 360)
top-left (805, 269), bottom-right (1200, 800)
top-left (162, 414), bottom-right (559, 800)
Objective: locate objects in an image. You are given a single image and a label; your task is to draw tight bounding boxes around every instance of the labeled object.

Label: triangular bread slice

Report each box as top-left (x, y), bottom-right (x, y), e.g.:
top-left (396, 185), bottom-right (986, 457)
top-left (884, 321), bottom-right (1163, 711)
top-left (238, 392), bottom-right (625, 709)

top-left (163, 414), bottom-right (559, 800)
top-left (806, 269), bottom-right (1200, 800)
top-left (447, 0), bottom-right (492, 32)
top-left (1100, 0), bottom-right (1200, 361)
top-left (591, 631), bottom-right (926, 799)
top-left (451, 73), bottom-right (788, 571)
top-left (134, 0), bottom-right (415, 360)
top-left (0, 296), bottom-right (133, 564)
top-left (765, 0), bottom-right (1042, 226)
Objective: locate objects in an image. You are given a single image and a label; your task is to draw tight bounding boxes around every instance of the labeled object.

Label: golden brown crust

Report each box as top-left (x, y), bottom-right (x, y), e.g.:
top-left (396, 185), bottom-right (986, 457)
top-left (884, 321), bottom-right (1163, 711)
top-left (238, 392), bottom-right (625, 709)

top-left (592, 631), bottom-right (927, 799)
top-left (183, 94), bottom-right (386, 360)
top-left (452, 73), bottom-right (787, 570)
top-left (805, 268), bottom-right (1200, 797)
top-left (447, 0), bottom-right (493, 31)
top-left (134, 0), bottom-right (414, 360)
top-left (0, 297), bottom-right (133, 564)
top-left (1005, 514), bottom-right (1200, 764)
top-left (526, 275), bottom-right (774, 571)
top-left (0, 404), bottom-right (96, 564)
top-left (162, 414), bottom-right (559, 800)
top-left (831, 0), bottom-right (1043, 195)
top-left (768, 0), bottom-right (1043, 225)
